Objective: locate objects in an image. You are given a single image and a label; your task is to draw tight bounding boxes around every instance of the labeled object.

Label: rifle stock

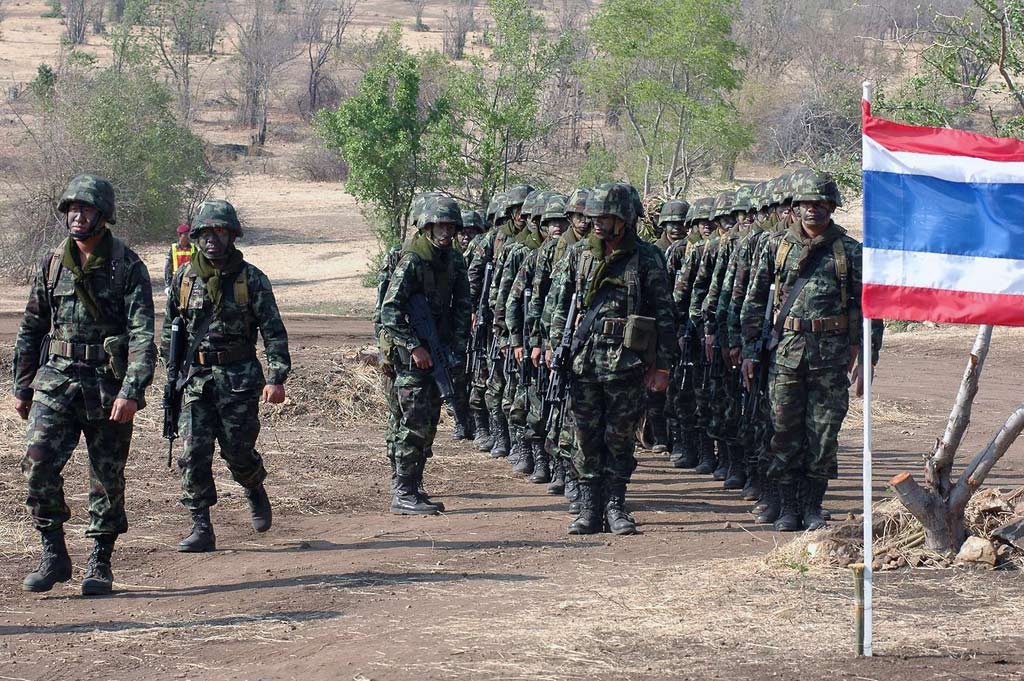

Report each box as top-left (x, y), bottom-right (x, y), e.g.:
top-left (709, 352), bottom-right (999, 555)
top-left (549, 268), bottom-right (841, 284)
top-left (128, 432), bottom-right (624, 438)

top-left (162, 316), bottom-right (186, 468)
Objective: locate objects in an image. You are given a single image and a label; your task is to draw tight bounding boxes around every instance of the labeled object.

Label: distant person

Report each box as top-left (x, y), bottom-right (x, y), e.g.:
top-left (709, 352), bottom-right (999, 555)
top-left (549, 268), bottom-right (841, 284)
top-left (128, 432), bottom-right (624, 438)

top-left (14, 174), bottom-right (156, 596)
top-left (164, 224), bottom-right (194, 296)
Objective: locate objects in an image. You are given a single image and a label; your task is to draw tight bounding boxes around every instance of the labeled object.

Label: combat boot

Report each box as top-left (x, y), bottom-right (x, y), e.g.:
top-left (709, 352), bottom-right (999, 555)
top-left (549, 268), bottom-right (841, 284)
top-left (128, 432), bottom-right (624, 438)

top-left (773, 483), bottom-right (802, 532)
top-left (694, 434), bottom-right (717, 475)
top-left (567, 481), bottom-right (603, 535)
top-left (245, 484), bottom-right (273, 533)
top-left (675, 430), bottom-right (699, 469)
top-left (81, 536), bottom-right (115, 597)
top-left (390, 475), bottom-right (440, 515)
top-left (565, 466), bottom-right (581, 514)
top-left (178, 508), bottom-right (216, 552)
top-left (650, 412), bottom-right (669, 454)
top-left (740, 465), bottom-right (761, 501)
top-left (22, 529), bottom-right (72, 593)
top-left (754, 482), bottom-right (780, 524)
top-left (723, 444), bottom-right (747, 490)
top-left (529, 442), bottom-right (551, 483)
top-left (489, 409), bottom-right (510, 458)
top-left (801, 477), bottom-right (828, 531)
top-left (472, 409), bottom-right (492, 451)
top-left (668, 429), bottom-right (686, 465)
top-left (546, 455), bottom-right (566, 495)
top-left (603, 481), bottom-right (637, 535)
top-left (413, 463), bottom-right (445, 512)
top-left (451, 417), bottom-right (468, 441)
top-left (510, 431), bottom-right (534, 475)
top-left (712, 440), bottom-right (729, 481)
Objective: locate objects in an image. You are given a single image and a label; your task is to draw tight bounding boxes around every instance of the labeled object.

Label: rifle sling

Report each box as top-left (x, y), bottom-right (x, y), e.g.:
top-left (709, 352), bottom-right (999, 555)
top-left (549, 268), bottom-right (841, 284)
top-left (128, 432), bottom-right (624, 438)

top-left (570, 286), bottom-right (612, 357)
top-left (767, 245), bottom-right (831, 351)
top-left (175, 305), bottom-right (214, 392)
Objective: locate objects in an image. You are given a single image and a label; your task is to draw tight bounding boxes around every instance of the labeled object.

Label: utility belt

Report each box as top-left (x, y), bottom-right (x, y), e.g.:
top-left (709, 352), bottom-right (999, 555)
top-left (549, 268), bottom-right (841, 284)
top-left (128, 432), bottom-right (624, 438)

top-left (593, 315), bottom-right (657, 364)
top-left (195, 347), bottom-right (256, 366)
top-left (596, 317), bottom-right (627, 339)
top-left (776, 314), bottom-right (848, 335)
top-left (49, 340), bottom-right (108, 363)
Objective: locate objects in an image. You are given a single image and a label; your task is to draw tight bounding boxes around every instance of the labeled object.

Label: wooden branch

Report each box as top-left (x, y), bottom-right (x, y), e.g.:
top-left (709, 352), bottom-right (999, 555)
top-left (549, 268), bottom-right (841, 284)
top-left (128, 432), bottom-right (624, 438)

top-left (927, 325), bottom-right (992, 493)
top-left (950, 401), bottom-right (1024, 511)
top-left (972, 0), bottom-right (1024, 115)
top-left (890, 472), bottom-right (933, 519)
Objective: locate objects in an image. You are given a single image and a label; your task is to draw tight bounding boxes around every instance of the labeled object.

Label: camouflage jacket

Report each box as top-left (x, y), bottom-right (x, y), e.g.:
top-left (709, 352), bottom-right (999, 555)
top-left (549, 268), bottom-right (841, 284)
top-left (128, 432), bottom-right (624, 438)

top-left (538, 229), bottom-right (584, 347)
top-left (466, 223), bottom-right (521, 303)
top-left (549, 236), bottom-right (678, 380)
top-left (162, 255), bottom-right (291, 402)
top-left (688, 230), bottom-right (730, 330)
top-left (491, 231), bottom-right (541, 338)
top-left (741, 221), bottom-right (882, 370)
top-left (724, 225), bottom-right (769, 349)
top-left (380, 241), bottom-right (471, 370)
top-left (14, 234), bottom-right (156, 419)
top-left (673, 236), bottom-right (708, 335)
top-left (703, 227), bottom-right (745, 337)
top-left (505, 250), bottom-right (539, 349)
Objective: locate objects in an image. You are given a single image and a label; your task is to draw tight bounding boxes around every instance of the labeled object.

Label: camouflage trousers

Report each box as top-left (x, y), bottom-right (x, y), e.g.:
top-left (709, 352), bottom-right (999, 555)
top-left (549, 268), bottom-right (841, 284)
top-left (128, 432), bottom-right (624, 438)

top-left (468, 358), bottom-right (488, 411)
top-left (382, 370), bottom-right (400, 467)
top-left (22, 399), bottom-right (133, 537)
top-left (179, 379), bottom-right (267, 511)
top-left (393, 369), bottom-right (442, 477)
top-left (484, 352), bottom-right (507, 414)
top-left (766, 361), bottom-right (849, 483)
top-left (708, 367), bottom-right (743, 442)
top-left (571, 375), bottom-right (644, 483)
top-left (669, 364), bottom-right (698, 432)
top-left (547, 402), bottom-right (577, 466)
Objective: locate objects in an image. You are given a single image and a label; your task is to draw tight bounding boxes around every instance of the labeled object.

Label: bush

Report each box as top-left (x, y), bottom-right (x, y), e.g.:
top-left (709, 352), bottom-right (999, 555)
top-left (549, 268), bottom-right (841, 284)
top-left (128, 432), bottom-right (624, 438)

top-left (292, 139), bottom-right (349, 182)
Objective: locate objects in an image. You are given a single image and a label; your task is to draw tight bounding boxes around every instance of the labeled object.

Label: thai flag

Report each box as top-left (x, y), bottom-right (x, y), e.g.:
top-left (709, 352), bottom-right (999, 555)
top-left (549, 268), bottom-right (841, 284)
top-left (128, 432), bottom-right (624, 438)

top-left (862, 100), bottom-right (1024, 326)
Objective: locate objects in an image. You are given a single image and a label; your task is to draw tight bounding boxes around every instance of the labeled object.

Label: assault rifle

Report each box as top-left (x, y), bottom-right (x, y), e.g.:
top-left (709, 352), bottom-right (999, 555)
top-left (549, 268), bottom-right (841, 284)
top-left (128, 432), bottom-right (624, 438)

top-left (467, 262), bottom-right (493, 376)
top-left (520, 287), bottom-right (533, 388)
top-left (677, 322), bottom-right (696, 389)
top-left (162, 316), bottom-right (186, 468)
top-left (708, 335), bottom-right (725, 400)
top-left (744, 285), bottom-right (776, 424)
top-left (544, 291), bottom-right (579, 433)
top-left (408, 293), bottom-right (471, 430)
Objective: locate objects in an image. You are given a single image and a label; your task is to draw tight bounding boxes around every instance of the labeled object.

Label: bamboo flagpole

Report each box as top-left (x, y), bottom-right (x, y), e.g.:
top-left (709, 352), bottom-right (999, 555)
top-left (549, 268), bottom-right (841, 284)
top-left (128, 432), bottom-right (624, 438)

top-left (860, 79), bottom-right (875, 658)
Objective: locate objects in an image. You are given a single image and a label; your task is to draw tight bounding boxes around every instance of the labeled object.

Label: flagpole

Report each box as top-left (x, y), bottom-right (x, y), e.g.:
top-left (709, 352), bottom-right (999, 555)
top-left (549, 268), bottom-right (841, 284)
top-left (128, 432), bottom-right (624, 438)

top-left (861, 79), bottom-right (875, 658)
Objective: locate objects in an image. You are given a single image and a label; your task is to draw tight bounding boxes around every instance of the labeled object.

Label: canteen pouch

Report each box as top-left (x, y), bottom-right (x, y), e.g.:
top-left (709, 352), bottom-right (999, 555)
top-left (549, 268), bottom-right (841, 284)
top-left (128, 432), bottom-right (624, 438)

top-left (103, 334), bottom-right (129, 379)
top-left (623, 315), bottom-right (657, 365)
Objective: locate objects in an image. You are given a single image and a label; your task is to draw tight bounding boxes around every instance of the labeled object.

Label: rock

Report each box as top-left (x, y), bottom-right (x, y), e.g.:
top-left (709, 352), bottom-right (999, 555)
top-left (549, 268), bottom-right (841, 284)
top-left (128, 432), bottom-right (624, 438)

top-left (357, 347), bottom-right (381, 367)
top-left (992, 518), bottom-right (1024, 550)
top-left (977, 490), bottom-right (1011, 514)
top-left (956, 536), bottom-right (997, 566)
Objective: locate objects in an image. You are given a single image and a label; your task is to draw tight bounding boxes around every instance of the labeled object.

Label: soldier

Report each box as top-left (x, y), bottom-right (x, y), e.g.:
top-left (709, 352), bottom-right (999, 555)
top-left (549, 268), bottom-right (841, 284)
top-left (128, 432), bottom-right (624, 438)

top-left (450, 209), bottom-right (486, 442)
top-left (548, 183), bottom-right (676, 535)
top-left (164, 200), bottom-right (290, 552)
top-left (15, 174), bottom-right (156, 595)
top-left (380, 196), bottom-right (471, 515)
top-left (164, 223), bottom-right (194, 297)
top-left (741, 171), bottom-right (882, 532)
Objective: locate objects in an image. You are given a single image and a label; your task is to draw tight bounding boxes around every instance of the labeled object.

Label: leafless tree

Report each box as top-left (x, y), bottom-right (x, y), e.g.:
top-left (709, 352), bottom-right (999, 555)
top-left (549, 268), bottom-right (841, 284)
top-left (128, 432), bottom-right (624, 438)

top-left (407, 0), bottom-right (427, 30)
top-left (89, 0), bottom-right (104, 34)
top-left (229, 0), bottom-right (299, 141)
top-left (0, 0), bottom-right (8, 39)
top-left (63, 0), bottom-right (89, 44)
top-left (149, 0), bottom-right (222, 122)
top-left (442, 0), bottom-right (475, 59)
top-left (298, 0), bottom-right (357, 115)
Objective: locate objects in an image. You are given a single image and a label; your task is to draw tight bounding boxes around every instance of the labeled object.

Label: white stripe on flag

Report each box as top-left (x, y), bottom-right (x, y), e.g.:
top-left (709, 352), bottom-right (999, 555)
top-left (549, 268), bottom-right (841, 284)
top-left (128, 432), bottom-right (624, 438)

top-left (864, 247), bottom-right (1024, 296)
top-left (863, 135), bottom-right (1024, 184)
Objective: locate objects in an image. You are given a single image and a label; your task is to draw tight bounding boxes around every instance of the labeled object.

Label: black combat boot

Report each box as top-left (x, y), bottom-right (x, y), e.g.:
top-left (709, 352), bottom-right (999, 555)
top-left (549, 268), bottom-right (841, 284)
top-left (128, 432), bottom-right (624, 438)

top-left (489, 409), bottom-right (510, 458)
top-left (650, 411), bottom-right (669, 454)
top-left (603, 481), bottom-right (637, 535)
top-left (390, 475), bottom-right (440, 515)
top-left (565, 466), bottom-right (581, 514)
top-left (546, 455), bottom-right (566, 495)
top-left (22, 529), bottom-right (72, 593)
top-left (740, 465), bottom-right (761, 501)
top-left (81, 536), bottom-right (115, 597)
top-left (529, 442), bottom-right (551, 483)
top-left (451, 417), bottom-right (468, 441)
top-left (712, 440), bottom-right (729, 481)
top-left (801, 477), bottom-right (828, 531)
top-left (510, 430), bottom-right (534, 475)
top-left (723, 444), bottom-right (747, 490)
top-left (245, 484), bottom-right (273, 533)
top-left (178, 508), bottom-right (216, 552)
top-left (668, 426), bottom-right (686, 464)
top-left (773, 483), bottom-right (802, 532)
top-left (413, 462), bottom-right (445, 512)
top-left (675, 429), bottom-right (700, 468)
top-left (694, 433), bottom-right (717, 474)
top-left (754, 482), bottom-right (780, 524)
top-left (567, 481), bottom-right (603, 535)
top-left (472, 409), bottom-right (492, 451)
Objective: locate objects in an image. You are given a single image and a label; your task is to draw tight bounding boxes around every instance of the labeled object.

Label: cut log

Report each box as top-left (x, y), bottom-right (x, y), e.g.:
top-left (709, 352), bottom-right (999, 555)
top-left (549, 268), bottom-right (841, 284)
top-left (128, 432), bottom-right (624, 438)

top-left (992, 518), bottom-right (1024, 550)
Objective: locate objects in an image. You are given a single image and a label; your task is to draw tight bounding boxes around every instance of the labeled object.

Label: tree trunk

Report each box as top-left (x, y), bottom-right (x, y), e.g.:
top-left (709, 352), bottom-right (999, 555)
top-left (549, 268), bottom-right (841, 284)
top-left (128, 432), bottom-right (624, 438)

top-left (890, 472), bottom-right (967, 550)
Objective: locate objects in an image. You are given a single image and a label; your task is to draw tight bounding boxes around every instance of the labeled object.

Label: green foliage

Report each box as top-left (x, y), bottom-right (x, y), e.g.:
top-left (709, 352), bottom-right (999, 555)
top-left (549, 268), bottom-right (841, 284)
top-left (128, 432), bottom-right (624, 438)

top-left (29, 64), bottom-right (57, 101)
top-left (577, 143), bottom-right (618, 187)
top-left (41, 0), bottom-right (62, 18)
top-left (316, 26), bottom-right (453, 245)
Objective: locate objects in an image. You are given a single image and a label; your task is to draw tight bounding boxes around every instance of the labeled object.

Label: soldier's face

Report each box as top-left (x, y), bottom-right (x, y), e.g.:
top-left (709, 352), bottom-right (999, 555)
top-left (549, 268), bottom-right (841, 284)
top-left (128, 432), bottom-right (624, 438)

top-left (569, 212), bottom-right (589, 236)
top-left (741, 211), bottom-right (755, 227)
top-left (667, 221), bottom-right (686, 241)
top-left (457, 229), bottom-right (478, 249)
top-left (719, 214), bottom-right (737, 230)
top-left (429, 222), bottom-right (456, 249)
top-left (798, 200), bottom-right (835, 231)
top-left (197, 226), bottom-right (232, 260)
top-left (546, 218), bottom-right (568, 239)
top-left (512, 207), bottom-right (525, 228)
top-left (697, 220), bottom-right (712, 237)
top-left (593, 215), bottom-right (625, 241)
top-left (67, 202), bottom-right (102, 238)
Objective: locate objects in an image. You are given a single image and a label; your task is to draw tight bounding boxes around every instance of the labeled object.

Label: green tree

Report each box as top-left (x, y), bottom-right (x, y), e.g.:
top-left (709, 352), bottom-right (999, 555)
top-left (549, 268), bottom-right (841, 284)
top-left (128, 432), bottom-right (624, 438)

top-left (585, 0), bottom-right (749, 197)
top-left (316, 26), bottom-right (454, 245)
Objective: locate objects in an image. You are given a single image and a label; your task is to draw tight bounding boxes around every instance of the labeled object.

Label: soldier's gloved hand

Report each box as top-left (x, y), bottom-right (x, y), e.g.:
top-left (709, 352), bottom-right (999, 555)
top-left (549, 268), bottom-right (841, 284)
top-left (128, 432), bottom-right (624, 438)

top-left (530, 347), bottom-right (543, 368)
top-left (110, 398), bottom-right (138, 423)
top-left (412, 346), bottom-right (433, 370)
top-left (644, 367), bottom-right (670, 393)
top-left (513, 346), bottom-right (524, 363)
top-left (263, 384), bottom-right (286, 404)
top-left (14, 397), bottom-right (31, 420)
top-left (741, 359), bottom-right (756, 392)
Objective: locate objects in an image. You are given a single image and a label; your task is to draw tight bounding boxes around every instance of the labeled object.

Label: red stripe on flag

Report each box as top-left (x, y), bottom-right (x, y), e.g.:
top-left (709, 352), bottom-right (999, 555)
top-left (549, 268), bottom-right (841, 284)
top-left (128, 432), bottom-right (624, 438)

top-left (863, 283), bottom-right (1024, 327)
top-left (862, 100), bottom-right (1024, 163)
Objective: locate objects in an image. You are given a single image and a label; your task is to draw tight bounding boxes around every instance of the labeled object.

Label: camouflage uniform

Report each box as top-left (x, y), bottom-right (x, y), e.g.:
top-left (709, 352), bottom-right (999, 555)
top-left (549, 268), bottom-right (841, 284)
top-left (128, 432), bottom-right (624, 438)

top-left (549, 183), bottom-right (676, 535)
top-left (163, 201), bottom-right (291, 518)
top-left (15, 174), bottom-right (156, 594)
top-left (380, 196), bottom-right (470, 514)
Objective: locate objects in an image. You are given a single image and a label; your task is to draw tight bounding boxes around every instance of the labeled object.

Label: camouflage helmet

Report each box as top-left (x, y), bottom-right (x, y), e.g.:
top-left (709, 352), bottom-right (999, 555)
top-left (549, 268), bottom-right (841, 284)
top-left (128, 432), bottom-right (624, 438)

top-left (409, 191), bottom-right (441, 228)
top-left (566, 188), bottom-right (590, 215)
top-left (461, 209), bottom-right (484, 232)
top-left (541, 194), bottom-right (569, 222)
top-left (191, 199), bottom-right (242, 238)
top-left (750, 181), bottom-right (769, 211)
top-left (659, 198), bottom-right (690, 224)
top-left (784, 167), bottom-right (817, 202)
top-left (521, 190), bottom-right (542, 218)
top-left (485, 192), bottom-right (507, 226)
top-left (504, 184), bottom-right (536, 212)
top-left (791, 170), bottom-right (844, 207)
top-left (712, 191), bottom-right (737, 219)
top-left (58, 174), bottom-right (117, 225)
top-left (584, 182), bottom-right (638, 224)
top-left (733, 185), bottom-right (754, 214)
top-left (421, 195), bottom-right (463, 229)
top-left (628, 184), bottom-right (645, 220)
top-left (694, 197), bottom-right (716, 222)
top-left (768, 173), bottom-right (793, 205)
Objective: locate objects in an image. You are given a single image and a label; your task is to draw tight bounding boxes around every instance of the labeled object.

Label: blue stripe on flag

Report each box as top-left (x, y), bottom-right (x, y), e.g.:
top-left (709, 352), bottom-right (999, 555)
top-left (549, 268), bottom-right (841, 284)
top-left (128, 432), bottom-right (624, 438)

top-left (863, 170), bottom-right (1024, 260)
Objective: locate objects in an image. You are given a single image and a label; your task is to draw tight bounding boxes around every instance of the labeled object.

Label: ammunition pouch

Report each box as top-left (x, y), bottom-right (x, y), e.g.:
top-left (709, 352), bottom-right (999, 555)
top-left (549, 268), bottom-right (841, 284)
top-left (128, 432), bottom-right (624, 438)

top-left (196, 347), bottom-right (257, 366)
top-left (623, 314), bottom-right (657, 365)
top-left (103, 334), bottom-right (129, 379)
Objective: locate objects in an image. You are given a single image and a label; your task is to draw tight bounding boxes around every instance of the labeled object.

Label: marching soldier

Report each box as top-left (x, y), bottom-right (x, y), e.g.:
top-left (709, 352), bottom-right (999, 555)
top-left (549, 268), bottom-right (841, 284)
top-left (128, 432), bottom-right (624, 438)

top-left (15, 174), bottom-right (156, 595)
top-left (164, 223), bottom-right (195, 297)
top-left (163, 200), bottom-right (290, 552)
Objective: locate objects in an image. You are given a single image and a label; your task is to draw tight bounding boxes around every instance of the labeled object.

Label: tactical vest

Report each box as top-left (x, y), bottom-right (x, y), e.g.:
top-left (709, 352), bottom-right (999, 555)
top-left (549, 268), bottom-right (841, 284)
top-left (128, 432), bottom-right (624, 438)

top-left (178, 262), bottom-right (250, 311)
top-left (772, 237), bottom-right (849, 313)
top-left (576, 245), bottom-right (643, 317)
top-left (46, 237), bottom-right (128, 329)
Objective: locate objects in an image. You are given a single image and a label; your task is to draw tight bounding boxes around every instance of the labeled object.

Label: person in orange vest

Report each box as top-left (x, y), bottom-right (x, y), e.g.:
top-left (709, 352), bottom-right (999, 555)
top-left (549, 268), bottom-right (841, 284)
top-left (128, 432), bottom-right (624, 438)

top-left (164, 224), bottom-right (194, 296)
